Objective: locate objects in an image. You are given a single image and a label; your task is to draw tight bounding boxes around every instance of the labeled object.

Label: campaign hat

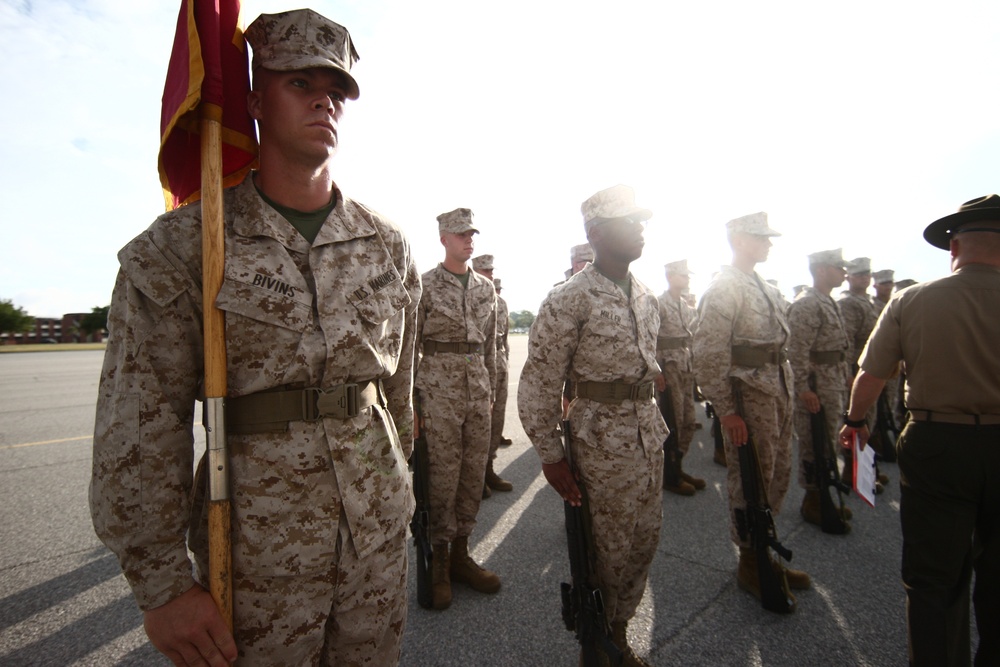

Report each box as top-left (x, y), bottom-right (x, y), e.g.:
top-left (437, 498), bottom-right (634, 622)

top-left (923, 195), bottom-right (1000, 249)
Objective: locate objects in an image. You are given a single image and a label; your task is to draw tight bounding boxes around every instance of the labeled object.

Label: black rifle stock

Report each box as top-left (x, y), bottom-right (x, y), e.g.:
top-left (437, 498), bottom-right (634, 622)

top-left (808, 374), bottom-right (851, 535)
top-left (705, 400), bottom-right (726, 464)
top-left (733, 386), bottom-right (795, 614)
top-left (658, 385), bottom-right (682, 487)
top-left (559, 420), bottom-right (622, 666)
top-left (874, 390), bottom-right (899, 463)
top-left (410, 403), bottom-right (433, 609)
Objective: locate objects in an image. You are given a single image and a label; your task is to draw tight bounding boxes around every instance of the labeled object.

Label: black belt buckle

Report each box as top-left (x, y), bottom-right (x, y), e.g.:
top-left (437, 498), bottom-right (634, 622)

top-left (306, 384), bottom-right (360, 420)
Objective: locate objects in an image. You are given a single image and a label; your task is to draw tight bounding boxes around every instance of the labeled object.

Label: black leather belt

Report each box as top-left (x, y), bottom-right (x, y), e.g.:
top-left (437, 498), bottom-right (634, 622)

top-left (908, 409), bottom-right (1000, 426)
top-left (576, 381), bottom-right (655, 404)
top-left (423, 340), bottom-right (483, 355)
top-left (226, 381), bottom-right (381, 434)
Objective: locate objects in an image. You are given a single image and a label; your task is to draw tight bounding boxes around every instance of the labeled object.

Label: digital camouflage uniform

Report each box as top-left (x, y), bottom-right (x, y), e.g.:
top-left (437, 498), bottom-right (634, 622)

top-left (656, 289), bottom-right (697, 456)
top-left (90, 177), bottom-right (420, 665)
top-left (415, 264), bottom-right (497, 543)
top-left (838, 288), bottom-right (879, 427)
top-left (693, 265), bottom-right (794, 546)
top-left (490, 292), bottom-right (510, 456)
top-left (518, 265), bottom-right (667, 624)
top-left (788, 287), bottom-right (851, 489)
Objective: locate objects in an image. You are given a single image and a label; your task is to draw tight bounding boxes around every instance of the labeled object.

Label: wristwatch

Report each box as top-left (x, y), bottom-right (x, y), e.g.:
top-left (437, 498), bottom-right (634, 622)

top-left (842, 412), bottom-right (866, 428)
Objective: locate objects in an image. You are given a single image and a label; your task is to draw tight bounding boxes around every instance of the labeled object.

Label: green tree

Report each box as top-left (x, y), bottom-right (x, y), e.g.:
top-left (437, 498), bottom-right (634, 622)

top-left (0, 299), bottom-right (34, 335)
top-left (80, 305), bottom-right (110, 338)
top-left (509, 310), bottom-right (535, 331)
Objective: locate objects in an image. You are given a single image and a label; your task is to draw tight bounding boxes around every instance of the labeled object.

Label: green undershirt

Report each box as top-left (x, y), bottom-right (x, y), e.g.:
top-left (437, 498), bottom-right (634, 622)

top-left (256, 185), bottom-right (336, 244)
top-left (446, 268), bottom-right (470, 289)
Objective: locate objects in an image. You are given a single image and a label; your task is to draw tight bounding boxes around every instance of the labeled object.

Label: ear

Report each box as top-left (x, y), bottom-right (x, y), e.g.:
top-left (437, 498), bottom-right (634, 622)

top-left (950, 236), bottom-right (960, 260)
top-left (247, 90), bottom-right (263, 121)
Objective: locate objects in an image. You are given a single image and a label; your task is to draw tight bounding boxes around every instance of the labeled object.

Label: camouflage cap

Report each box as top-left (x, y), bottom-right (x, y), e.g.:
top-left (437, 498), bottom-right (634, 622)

top-left (726, 212), bottom-right (781, 237)
top-left (245, 9), bottom-right (361, 100)
top-left (873, 269), bottom-right (895, 284)
top-left (895, 278), bottom-right (917, 290)
top-left (493, 278), bottom-right (502, 290)
top-left (664, 259), bottom-right (693, 276)
top-left (846, 257), bottom-right (871, 274)
top-left (437, 207), bottom-right (479, 235)
top-left (564, 268), bottom-right (574, 279)
top-left (581, 185), bottom-right (652, 229)
top-left (808, 248), bottom-right (848, 268)
top-left (472, 254), bottom-right (495, 271)
top-left (570, 243), bottom-right (594, 264)
top-left (793, 284), bottom-right (808, 296)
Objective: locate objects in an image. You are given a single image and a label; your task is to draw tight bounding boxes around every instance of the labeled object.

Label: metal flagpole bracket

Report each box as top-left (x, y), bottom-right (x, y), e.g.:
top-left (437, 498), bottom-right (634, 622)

top-left (205, 396), bottom-right (230, 502)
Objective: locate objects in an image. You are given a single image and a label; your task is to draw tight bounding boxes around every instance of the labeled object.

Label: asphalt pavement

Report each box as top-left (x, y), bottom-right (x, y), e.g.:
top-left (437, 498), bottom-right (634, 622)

top-left (0, 342), bottom-right (926, 666)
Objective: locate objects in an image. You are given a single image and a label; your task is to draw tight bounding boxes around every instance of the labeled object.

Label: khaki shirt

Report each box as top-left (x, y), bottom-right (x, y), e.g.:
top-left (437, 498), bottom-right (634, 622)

top-left (861, 264), bottom-right (1000, 414)
top-left (837, 291), bottom-right (878, 367)
top-left (90, 177), bottom-right (421, 609)
top-left (415, 265), bottom-right (497, 402)
top-left (788, 287), bottom-right (850, 396)
top-left (656, 290), bottom-right (695, 374)
top-left (693, 265), bottom-right (794, 417)
top-left (517, 265), bottom-right (668, 464)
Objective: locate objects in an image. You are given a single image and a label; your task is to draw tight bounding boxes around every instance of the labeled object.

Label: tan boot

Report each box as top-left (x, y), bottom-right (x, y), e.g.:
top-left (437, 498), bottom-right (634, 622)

top-left (772, 557), bottom-right (811, 590)
top-left (485, 462), bottom-right (513, 492)
top-left (431, 543), bottom-right (452, 610)
top-left (611, 621), bottom-right (653, 667)
top-left (665, 479), bottom-right (696, 496)
top-left (801, 489), bottom-right (852, 532)
top-left (450, 535), bottom-right (501, 594)
top-left (737, 547), bottom-right (798, 611)
top-left (680, 469), bottom-right (706, 491)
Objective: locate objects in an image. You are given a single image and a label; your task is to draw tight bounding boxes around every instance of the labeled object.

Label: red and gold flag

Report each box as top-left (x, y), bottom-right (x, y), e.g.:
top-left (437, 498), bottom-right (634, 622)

top-left (158, 0), bottom-right (258, 211)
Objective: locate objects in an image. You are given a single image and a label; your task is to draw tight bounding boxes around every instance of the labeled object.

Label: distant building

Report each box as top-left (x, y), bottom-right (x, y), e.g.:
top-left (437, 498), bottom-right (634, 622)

top-left (0, 313), bottom-right (103, 345)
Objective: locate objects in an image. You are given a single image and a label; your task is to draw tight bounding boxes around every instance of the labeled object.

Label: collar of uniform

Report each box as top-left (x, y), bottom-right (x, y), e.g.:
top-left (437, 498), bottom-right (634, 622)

top-left (232, 177), bottom-right (376, 249)
top-left (582, 263), bottom-right (634, 301)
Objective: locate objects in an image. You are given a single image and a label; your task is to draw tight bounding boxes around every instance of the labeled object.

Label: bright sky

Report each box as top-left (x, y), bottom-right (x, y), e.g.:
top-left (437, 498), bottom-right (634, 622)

top-left (2, 0), bottom-right (998, 318)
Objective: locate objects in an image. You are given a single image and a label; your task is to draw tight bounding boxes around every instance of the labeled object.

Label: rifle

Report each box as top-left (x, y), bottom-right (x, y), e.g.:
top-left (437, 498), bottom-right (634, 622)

top-left (410, 400), bottom-right (433, 609)
top-left (705, 400), bottom-right (726, 466)
top-left (733, 386), bottom-right (795, 614)
top-left (559, 420), bottom-right (623, 666)
top-left (658, 385), bottom-right (682, 488)
top-left (807, 374), bottom-right (851, 535)
top-left (873, 390), bottom-right (899, 463)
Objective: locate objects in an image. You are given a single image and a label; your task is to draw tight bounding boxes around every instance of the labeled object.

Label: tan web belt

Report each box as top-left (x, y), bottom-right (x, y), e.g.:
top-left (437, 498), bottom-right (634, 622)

top-left (809, 350), bottom-right (846, 364)
top-left (656, 336), bottom-right (691, 351)
top-left (907, 409), bottom-right (1000, 426)
top-left (423, 340), bottom-right (483, 355)
top-left (576, 380), bottom-right (655, 404)
top-left (731, 345), bottom-right (787, 368)
top-left (226, 381), bottom-right (381, 434)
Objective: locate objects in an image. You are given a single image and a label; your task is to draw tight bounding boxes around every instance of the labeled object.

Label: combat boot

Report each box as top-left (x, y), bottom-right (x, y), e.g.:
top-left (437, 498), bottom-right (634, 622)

top-left (450, 535), bottom-right (501, 594)
top-left (485, 461), bottom-right (513, 492)
top-left (665, 478), bottom-right (696, 496)
top-left (736, 547), bottom-right (798, 611)
top-left (431, 543), bottom-right (452, 610)
top-left (772, 558), bottom-right (811, 590)
top-left (679, 466), bottom-right (706, 491)
top-left (611, 621), bottom-right (653, 667)
top-left (800, 489), bottom-right (852, 522)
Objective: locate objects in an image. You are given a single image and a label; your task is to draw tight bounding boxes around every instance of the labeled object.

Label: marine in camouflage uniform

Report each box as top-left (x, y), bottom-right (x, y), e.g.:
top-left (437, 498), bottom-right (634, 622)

top-left (693, 212), bottom-right (811, 606)
top-left (872, 269), bottom-right (902, 439)
top-left (519, 185), bottom-right (665, 667)
top-left (789, 249), bottom-right (853, 530)
top-left (471, 254), bottom-right (513, 496)
top-left (415, 208), bottom-right (500, 610)
top-left (656, 259), bottom-right (705, 496)
top-left (90, 10), bottom-right (420, 666)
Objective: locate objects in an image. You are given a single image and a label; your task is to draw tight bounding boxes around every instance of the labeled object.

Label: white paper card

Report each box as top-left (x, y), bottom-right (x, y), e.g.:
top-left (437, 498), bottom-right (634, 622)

top-left (853, 433), bottom-right (877, 507)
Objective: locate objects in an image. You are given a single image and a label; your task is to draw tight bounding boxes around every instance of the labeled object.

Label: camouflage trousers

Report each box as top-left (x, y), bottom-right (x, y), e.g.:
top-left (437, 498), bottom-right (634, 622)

top-left (725, 381), bottom-right (793, 547)
top-left (232, 513), bottom-right (407, 666)
top-left (794, 385), bottom-right (846, 490)
top-left (489, 359), bottom-right (509, 458)
top-left (421, 388), bottom-right (491, 543)
top-left (659, 363), bottom-right (697, 456)
top-left (572, 430), bottom-right (664, 624)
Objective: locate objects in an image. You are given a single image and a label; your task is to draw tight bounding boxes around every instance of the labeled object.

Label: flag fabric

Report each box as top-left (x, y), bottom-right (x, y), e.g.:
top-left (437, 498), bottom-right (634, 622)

top-left (158, 0), bottom-right (258, 211)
